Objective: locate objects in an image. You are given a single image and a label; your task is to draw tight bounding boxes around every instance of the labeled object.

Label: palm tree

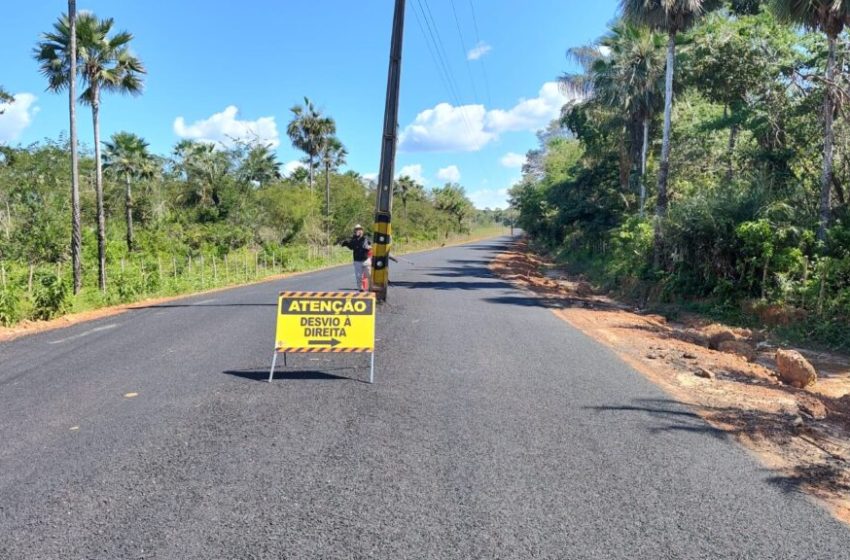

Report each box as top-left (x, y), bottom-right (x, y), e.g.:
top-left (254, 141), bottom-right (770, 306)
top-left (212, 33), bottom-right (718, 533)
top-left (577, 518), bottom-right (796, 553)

top-left (393, 175), bottom-right (419, 219)
top-left (103, 132), bottom-right (155, 251)
top-left (0, 86), bottom-right (12, 108)
top-left (772, 0), bottom-right (850, 243)
top-left (595, 22), bottom-right (666, 216)
top-left (320, 136), bottom-right (347, 220)
top-left (35, 12), bottom-right (145, 290)
top-left (238, 143), bottom-right (281, 186)
top-left (173, 140), bottom-right (231, 209)
top-left (286, 97), bottom-right (335, 190)
top-left (31, 1), bottom-right (83, 293)
top-left (620, 0), bottom-right (721, 265)
top-left (560, 23), bottom-right (666, 216)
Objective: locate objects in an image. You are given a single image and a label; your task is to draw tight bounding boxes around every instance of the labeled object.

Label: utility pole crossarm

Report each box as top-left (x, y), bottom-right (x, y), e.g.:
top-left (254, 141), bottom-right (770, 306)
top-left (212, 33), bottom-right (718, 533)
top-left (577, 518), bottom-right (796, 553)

top-left (372, 0), bottom-right (406, 302)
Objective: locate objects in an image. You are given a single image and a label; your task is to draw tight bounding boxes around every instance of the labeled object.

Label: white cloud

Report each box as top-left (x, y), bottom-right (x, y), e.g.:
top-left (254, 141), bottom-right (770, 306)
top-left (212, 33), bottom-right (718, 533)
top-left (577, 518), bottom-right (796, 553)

top-left (436, 165), bottom-right (461, 183)
top-left (0, 93), bottom-right (39, 144)
top-left (363, 172), bottom-right (378, 183)
top-left (398, 103), bottom-right (494, 152)
top-left (485, 82), bottom-right (571, 133)
top-left (469, 188), bottom-right (509, 210)
top-left (173, 105), bottom-right (279, 148)
top-left (467, 41), bottom-right (492, 61)
top-left (500, 152), bottom-right (526, 168)
top-left (397, 163), bottom-right (426, 185)
top-left (283, 160), bottom-right (305, 175)
top-left (399, 82), bottom-right (575, 153)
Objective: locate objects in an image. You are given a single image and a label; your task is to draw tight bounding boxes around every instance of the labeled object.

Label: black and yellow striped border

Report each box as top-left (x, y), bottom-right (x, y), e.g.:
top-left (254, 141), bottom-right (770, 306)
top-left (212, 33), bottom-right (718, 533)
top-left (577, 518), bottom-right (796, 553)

top-left (278, 291), bottom-right (375, 299)
top-left (276, 347), bottom-right (372, 353)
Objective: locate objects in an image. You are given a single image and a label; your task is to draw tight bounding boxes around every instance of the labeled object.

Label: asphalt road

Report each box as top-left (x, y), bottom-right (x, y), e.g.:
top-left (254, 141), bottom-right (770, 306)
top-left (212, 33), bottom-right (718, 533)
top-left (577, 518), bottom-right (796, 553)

top-left (1, 236), bottom-right (849, 559)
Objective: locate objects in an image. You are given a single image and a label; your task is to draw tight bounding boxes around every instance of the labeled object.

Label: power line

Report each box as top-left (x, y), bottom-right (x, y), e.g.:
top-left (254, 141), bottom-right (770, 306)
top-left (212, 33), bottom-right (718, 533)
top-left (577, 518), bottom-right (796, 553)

top-left (467, 0), bottom-right (493, 107)
top-left (449, 0), bottom-right (480, 105)
top-left (411, 2), bottom-right (455, 112)
top-left (414, 0), bottom-right (475, 135)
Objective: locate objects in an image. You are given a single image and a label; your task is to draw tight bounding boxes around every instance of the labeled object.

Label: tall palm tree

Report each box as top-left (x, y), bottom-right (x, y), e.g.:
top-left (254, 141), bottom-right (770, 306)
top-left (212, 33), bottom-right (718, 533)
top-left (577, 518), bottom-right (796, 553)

top-left (620, 0), bottom-right (721, 265)
top-left (35, 12), bottom-right (145, 290)
top-left (560, 23), bottom-right (666, 216)
top-left (595, 22), bottom-right (666, 216)
top-left (772, 0), bottom-right (850, 243)
top-left (320, 136), bottom-right (347, 221)
top-left (31, 2), bottom-right (83, 292)
top-left (103, 131), bottom-right (155, 251)
top-left (286, 97), bottom-right (335, 190)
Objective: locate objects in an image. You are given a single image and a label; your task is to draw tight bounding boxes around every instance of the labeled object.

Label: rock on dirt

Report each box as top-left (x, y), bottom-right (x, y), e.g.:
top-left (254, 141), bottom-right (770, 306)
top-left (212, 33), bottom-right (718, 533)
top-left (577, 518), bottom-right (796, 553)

top-left (694, 367), bottom-right (716, 380)
top-left (673, 328), bottom-right (710, 348)
top-left (717, 340), bottom-right (757, 362)
top-left (796, 395), bottom-right (828, 420)
top-left (704, 324), bottom-right (738, 350)
top-left (776, 349), bottom-right (818, 388)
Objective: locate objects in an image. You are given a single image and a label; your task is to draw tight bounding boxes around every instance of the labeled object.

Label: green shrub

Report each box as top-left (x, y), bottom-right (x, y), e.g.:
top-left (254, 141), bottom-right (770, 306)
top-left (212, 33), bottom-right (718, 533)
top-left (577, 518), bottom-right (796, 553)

top-left (0, 287), bottom-right (21, 326)
top-left (31, 271), bottom-right (69, 320)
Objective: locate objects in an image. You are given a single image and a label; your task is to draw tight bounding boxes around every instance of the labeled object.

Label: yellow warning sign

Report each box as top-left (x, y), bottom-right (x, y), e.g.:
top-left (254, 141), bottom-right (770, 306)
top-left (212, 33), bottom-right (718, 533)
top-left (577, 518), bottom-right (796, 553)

top-left (275, 291), bottom-right (376, 353)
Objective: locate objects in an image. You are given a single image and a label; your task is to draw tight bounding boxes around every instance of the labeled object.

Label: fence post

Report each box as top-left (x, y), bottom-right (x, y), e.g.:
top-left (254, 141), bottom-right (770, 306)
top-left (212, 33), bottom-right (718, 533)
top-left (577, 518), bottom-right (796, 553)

top-left (244, 251), bottom-right (248, 281)
top-left (213, 255), bottom-right (218, 283)
top-left (801, 256), bottom-right (809, 309)
top-left (817, 258), bottom-right (830, 316)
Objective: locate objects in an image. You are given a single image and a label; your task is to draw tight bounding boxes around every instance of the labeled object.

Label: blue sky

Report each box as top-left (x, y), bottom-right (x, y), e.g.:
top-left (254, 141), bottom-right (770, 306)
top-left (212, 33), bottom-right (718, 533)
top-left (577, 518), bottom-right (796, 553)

top-left (0, 1), bottom-right (620, 209)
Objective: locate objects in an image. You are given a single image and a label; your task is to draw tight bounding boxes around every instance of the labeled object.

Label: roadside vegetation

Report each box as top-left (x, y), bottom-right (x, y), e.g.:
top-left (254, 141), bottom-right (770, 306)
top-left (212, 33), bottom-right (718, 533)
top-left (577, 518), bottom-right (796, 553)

top-left (0, 8), bottom-right (509, 327)
top-left (511, 1), bottom-right (850, 349)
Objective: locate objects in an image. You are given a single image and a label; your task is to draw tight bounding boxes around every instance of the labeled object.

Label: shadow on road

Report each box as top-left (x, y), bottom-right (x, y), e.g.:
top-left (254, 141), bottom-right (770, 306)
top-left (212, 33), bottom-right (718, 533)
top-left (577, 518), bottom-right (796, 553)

top-left (392, 280), bottom-right (511, 291)
top-left (132, 303), bottom-right (276, 309)
top-left (585, 398), bottom-right (850, 498)
top-left (584, 398), bottom-right (730, 441)
top-left (223, 368), bottom-right (363, 383)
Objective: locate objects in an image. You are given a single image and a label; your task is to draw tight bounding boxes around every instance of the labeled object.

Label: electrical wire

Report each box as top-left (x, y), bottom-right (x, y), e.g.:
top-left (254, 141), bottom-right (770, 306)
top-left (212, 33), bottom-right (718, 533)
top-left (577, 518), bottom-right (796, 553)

top-left (467, 0), bottom-right (493, 107)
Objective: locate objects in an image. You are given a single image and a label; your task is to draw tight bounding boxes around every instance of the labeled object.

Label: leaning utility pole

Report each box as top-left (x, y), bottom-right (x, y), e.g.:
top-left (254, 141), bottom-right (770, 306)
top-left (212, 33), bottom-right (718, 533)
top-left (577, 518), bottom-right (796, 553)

top-left (371, 0), bottom-right (405, 302)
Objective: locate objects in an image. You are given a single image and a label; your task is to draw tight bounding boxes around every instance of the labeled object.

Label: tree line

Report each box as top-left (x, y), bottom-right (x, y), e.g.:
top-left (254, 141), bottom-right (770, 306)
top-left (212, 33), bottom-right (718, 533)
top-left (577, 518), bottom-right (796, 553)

top-left (0, 4), bottom-right (501, 325)
top-left (511, 0), bottom-right (850, 347)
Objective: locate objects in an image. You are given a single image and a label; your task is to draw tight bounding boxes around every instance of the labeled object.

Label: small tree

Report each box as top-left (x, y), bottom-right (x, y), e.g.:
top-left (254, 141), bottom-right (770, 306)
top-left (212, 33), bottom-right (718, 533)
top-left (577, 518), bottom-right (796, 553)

top-left (103, 132), bottom-right (156, 251)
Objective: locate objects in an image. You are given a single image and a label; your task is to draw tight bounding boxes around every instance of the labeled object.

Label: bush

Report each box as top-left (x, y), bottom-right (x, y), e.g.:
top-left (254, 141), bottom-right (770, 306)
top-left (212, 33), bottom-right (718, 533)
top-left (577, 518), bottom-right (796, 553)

top-left (0, 287), bottom-right (21, 326)
top-left (111, 270), bottom-right (146, 303)
top-left (30, 271), bottom-right (69, 320)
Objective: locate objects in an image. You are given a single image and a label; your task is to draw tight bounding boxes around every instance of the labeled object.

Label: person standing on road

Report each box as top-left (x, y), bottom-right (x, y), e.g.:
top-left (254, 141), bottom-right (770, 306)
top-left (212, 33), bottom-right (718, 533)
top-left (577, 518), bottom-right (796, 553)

top-left (341, 224), bottom-right (372, 291)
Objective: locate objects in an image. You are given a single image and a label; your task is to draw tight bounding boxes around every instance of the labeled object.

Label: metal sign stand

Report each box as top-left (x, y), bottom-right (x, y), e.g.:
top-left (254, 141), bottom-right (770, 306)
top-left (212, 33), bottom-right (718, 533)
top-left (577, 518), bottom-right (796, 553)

top-left (268, 349), bottom-right (374, 384)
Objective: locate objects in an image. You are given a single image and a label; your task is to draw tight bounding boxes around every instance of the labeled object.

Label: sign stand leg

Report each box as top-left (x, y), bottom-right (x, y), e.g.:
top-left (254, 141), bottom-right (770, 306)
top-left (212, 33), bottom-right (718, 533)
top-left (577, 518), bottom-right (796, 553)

top-left (268, 351), bottom-right (278, 383)
top-left (369, 352), bottom-right (375, 384)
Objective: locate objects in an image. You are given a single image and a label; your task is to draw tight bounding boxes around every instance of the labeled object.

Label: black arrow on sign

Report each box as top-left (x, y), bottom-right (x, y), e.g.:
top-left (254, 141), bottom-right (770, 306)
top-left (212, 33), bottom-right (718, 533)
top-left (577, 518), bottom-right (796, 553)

top-left (308, 338), bottom-right (341, 347)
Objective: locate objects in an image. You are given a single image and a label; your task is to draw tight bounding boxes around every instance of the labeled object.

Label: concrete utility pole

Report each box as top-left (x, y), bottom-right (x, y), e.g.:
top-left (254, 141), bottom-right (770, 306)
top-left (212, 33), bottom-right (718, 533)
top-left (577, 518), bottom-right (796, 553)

top-left (372, 0), bottom-right (405, 302)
